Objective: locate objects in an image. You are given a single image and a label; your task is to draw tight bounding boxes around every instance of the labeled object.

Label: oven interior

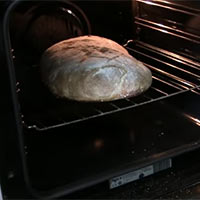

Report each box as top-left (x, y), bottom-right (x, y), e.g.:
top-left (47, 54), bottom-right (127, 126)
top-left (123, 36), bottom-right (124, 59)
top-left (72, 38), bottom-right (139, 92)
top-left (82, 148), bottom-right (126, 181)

top-left (3, 0), bottom-right (200, 198)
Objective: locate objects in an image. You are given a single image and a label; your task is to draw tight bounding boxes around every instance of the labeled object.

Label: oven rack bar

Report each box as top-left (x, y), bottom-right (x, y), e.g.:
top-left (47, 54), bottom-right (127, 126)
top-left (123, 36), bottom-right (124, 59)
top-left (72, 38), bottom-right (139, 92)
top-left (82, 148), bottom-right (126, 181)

top-left (135, 17), bottom-right (200, 42)
top-left (128, 51), bottom-right (198, 88)
top-left (154, 0), bottom-right (200, 13)
top-left (135, 41), bottom-right (200, 69)
top-left (135, 20), bottom-right (200, 45)
top-left (23, 84), bottom-right (200, 132)
top-left (136, 0), bottom-right (200, 17)
top-left (23, 43), bottom-right (200, 131)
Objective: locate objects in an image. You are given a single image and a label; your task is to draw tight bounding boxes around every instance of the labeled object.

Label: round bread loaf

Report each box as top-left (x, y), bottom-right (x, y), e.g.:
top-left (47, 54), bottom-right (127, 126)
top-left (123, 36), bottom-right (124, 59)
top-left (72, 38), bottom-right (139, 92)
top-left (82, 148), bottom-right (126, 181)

top-left (40, 35), bottom-right (152, 102)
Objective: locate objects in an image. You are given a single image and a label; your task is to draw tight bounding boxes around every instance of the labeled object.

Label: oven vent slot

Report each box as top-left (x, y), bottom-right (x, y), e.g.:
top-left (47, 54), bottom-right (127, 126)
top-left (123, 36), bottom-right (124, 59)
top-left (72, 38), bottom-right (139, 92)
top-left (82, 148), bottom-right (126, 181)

top-left (22, 42), bottom-right (200, 132)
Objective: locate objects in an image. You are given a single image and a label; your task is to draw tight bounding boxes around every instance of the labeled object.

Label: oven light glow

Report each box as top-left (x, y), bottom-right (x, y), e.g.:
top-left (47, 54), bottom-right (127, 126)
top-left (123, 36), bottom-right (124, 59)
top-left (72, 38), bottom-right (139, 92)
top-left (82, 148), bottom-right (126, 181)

top-left (143, 0), bottom-right (168, 6)
top-left (168, 53), bottom-right (185, 64)
top-left (194, 184), bottom-right (200, 194)
top-left (94, 139), bottom-right (104, 150)
top-left (67, 9), bottom-right (72, 14)
top-left (181, 81), bottom-right (193, 87)
top-left (160, 29), bottom-right (168, 34)
top-left (145, 1), bottom-right (155, 5)
top-left (61, 7), bottom-right (74, 16)
top-left (184, 114), bottom-right (200, 127)
top-left (157, 23), bottom-right (165, 28)
top-left (144, 0), bottom-right (162, 5)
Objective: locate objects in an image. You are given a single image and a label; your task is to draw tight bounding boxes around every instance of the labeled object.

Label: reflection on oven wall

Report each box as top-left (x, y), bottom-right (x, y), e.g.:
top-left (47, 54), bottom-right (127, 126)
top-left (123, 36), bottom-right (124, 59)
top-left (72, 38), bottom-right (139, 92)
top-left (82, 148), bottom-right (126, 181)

top-left (9, 1), bottom-right (91, 63)
top-left (10, 11), bottom-right (84, 53)
top-left (186, 16), bottom-right (200, 59)
top-left (186, 16), bottom-right (200, 34)
top-left (10, 0), bottom-right (134, 60)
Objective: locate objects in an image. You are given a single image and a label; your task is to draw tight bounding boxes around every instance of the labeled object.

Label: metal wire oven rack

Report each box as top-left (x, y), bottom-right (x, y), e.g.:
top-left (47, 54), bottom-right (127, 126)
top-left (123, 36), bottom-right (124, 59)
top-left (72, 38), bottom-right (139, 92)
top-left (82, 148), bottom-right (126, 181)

top-left (22, 41), bottom-right (200, 132)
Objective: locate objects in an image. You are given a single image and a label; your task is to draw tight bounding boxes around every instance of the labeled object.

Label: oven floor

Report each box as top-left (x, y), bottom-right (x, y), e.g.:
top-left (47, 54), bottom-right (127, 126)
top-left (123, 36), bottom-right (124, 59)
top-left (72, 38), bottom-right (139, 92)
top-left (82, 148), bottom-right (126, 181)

top-left (64, 147), bottom-right (200, 199)
top-left (24, 90), bottom-right (200, 194)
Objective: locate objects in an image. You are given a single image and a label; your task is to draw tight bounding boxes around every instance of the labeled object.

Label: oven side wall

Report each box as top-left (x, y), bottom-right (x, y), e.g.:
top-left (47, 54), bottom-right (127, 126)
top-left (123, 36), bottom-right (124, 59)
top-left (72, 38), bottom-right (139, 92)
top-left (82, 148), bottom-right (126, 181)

top-left (0, 2), bottom-right (32, 199)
